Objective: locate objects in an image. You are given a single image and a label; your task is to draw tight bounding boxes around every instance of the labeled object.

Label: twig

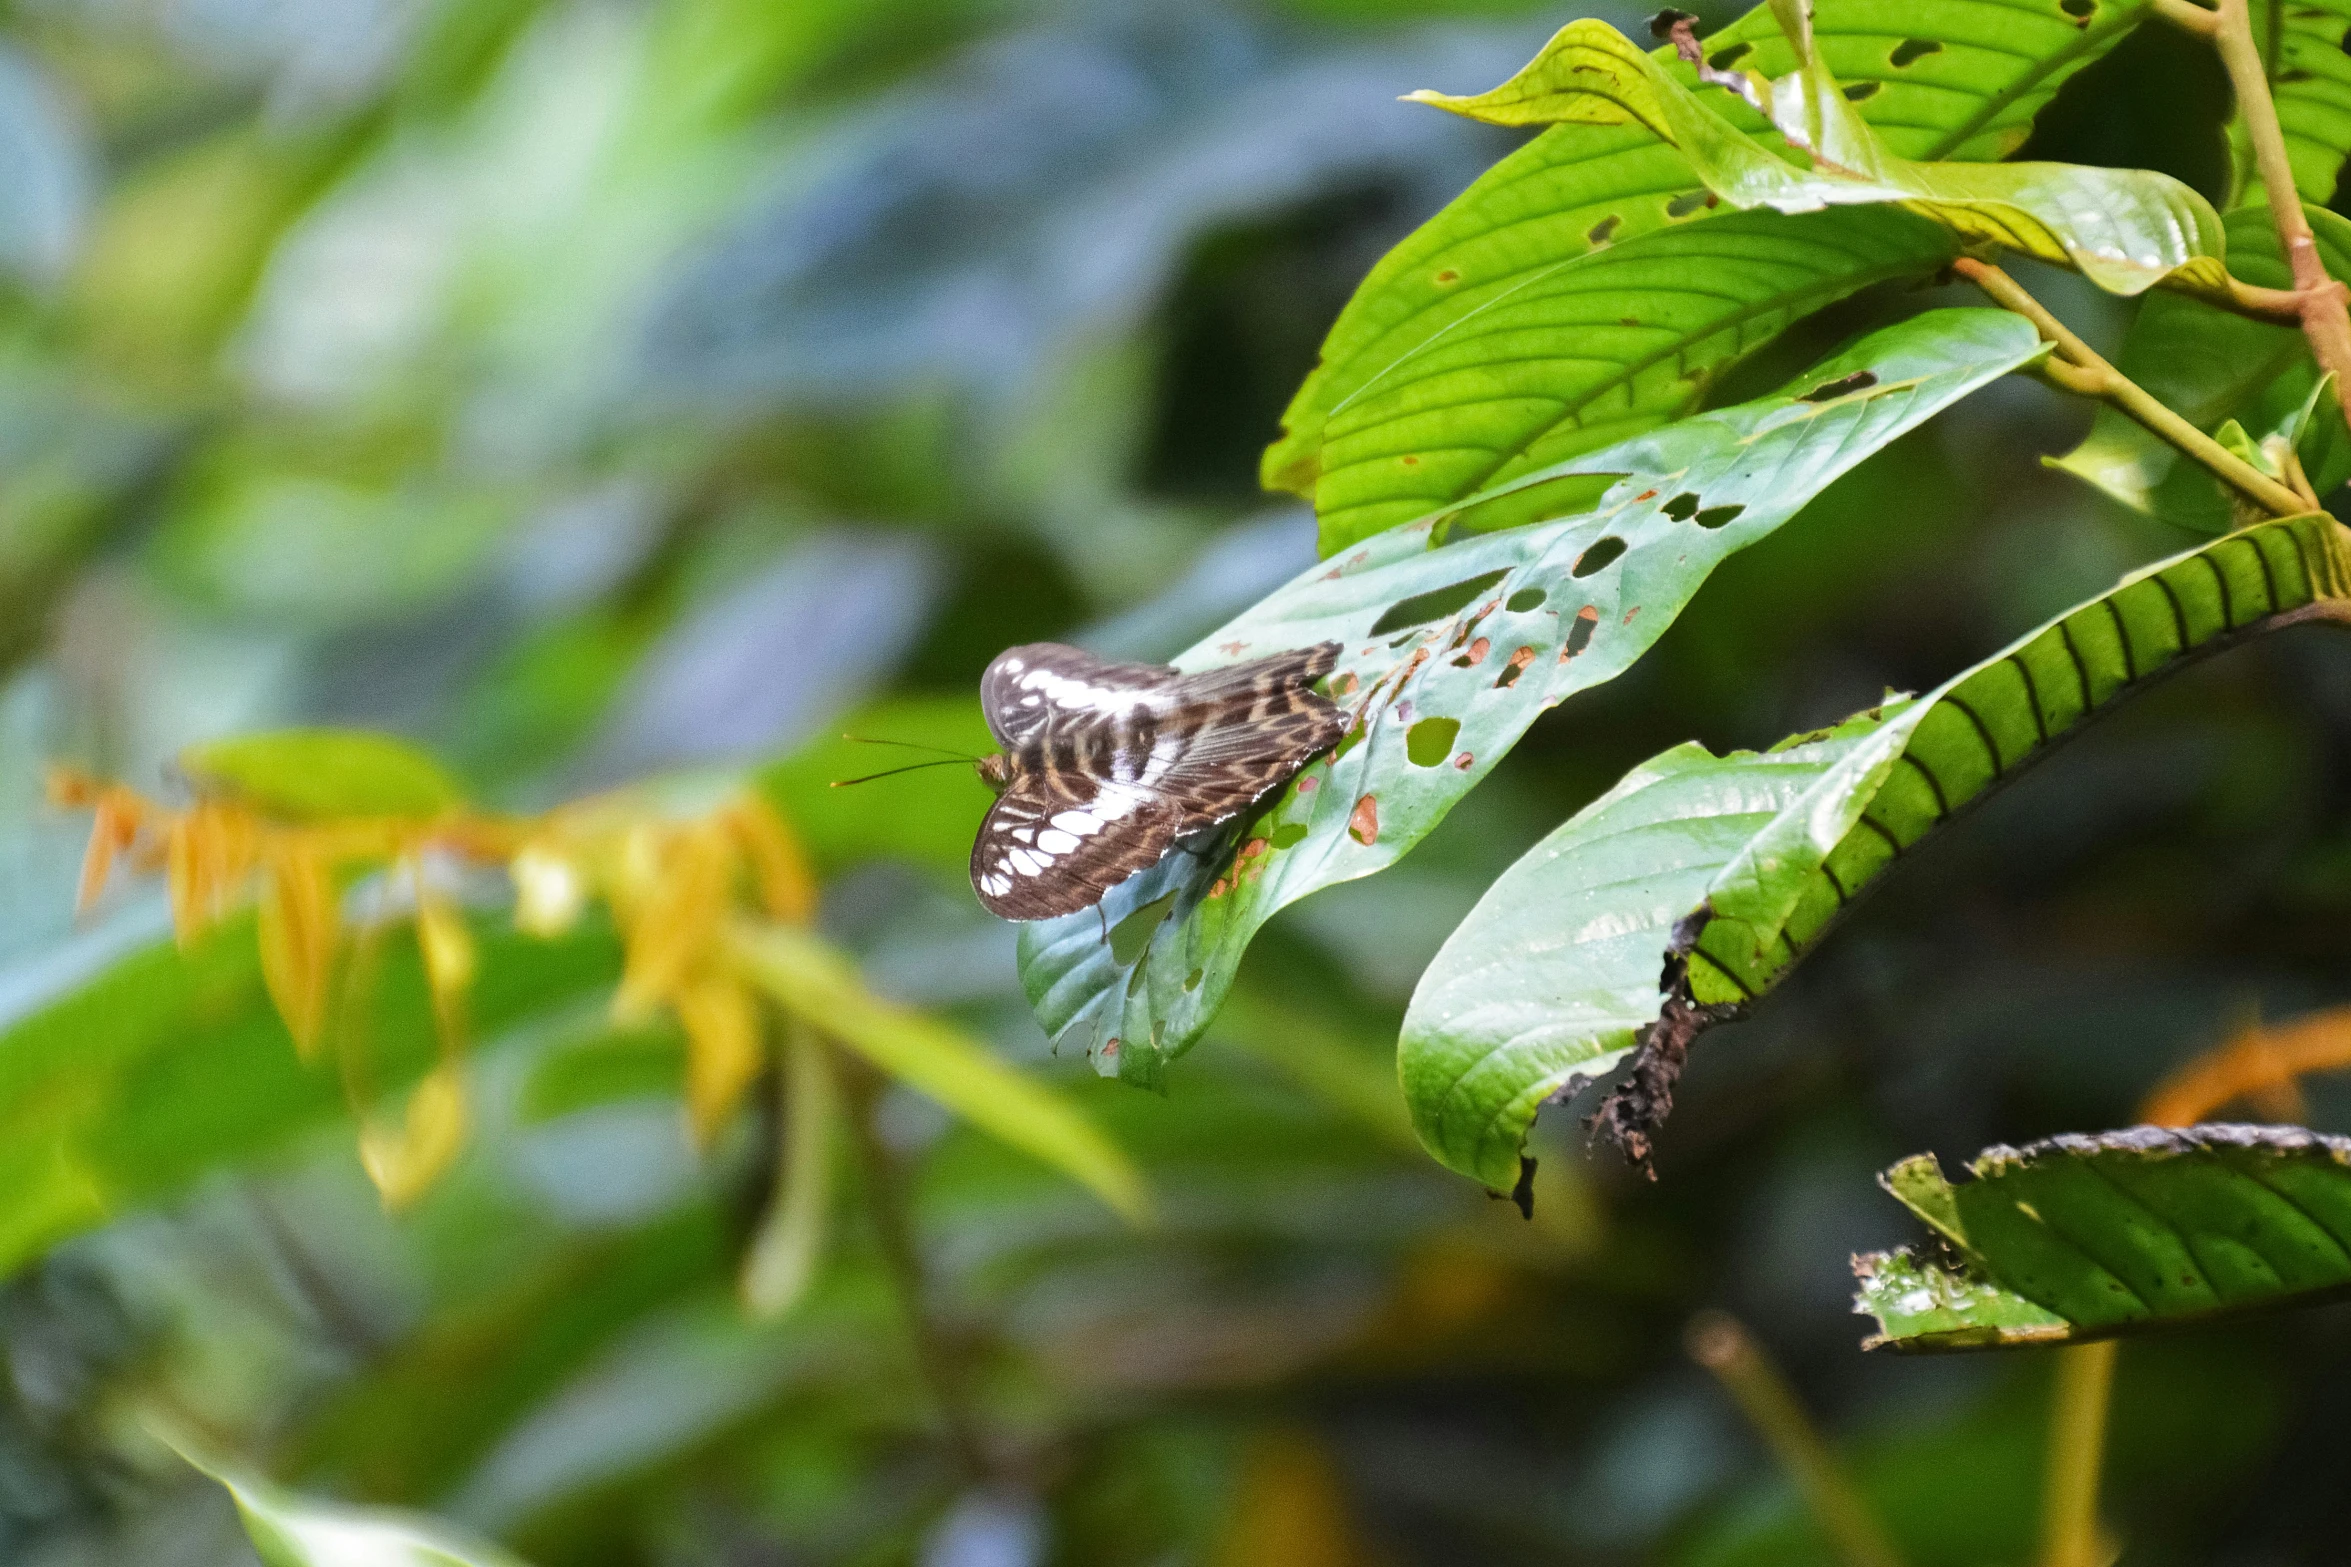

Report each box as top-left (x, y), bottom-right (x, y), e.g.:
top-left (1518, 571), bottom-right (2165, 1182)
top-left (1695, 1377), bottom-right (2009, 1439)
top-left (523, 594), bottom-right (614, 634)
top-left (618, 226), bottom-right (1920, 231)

top-left (2214, 0), bottom-right (2351, 435)
top-left (2038, 1340), bottom-right (2119, 1567)
top-left (1687, 1311), bottom-right (1908, 1567)
top-left (842, 1061), bottom-right (989, 1479)
top-left (1954, 258), bottom-right (2310, 518)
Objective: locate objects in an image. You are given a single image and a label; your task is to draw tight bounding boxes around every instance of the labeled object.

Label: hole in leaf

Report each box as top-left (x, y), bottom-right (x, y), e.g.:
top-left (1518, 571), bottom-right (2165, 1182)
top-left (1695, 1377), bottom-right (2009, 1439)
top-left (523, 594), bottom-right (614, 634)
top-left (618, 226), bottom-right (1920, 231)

top-left (1110, 892), bottom-right (1178, 965)
top-left (1573, 537), bottom-right (1627, 577)
top-left (2059, 0), bottom-right (2093, 17)
top-left (1694, 504), bottom-right (1744, 529)
top-left (1184, 968), bottom-right (1203, 991)
top-left (2341, 23), bottom-right (2351, 50)
top-left (1707, 40), bottom-right (1752, 67)
top-left (1843, 81), bottom-right (1880, 100)
top-left (1889, 37), bottom-right (1943, 65)
top-left (1494, 646), bottom-right (1538, 688)
top-left (1406, 717), bottom-right (1461, 766)
top-left (1562, 605), bottom-right (1601, 659)
top-left (1661, 493), bottom-right (1700, 521)
top-left (1334, 722), bottom-right (1367, 760)
top-left (1664, 190), bottom-right (1714, 219)
top-left (1508, 588), bottom-right (1546, 612)
top-left (1450, 636), bottom-right (1491, 669)
top-left (1801, 370), bottom-right (1879, 402)
top-left (1587, 214), bottom-right (1621, 246)
top-left (1369, 570), bottom-right (1510, 634)
top-left (1349, 794), bottom-right (1379, 844)
top-left (1270, 823), bottom-right (1308, 849)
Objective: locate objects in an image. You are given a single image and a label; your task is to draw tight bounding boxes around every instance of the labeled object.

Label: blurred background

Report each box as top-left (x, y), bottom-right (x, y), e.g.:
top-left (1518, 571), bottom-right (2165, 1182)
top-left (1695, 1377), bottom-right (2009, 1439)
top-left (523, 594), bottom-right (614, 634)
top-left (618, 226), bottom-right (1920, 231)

top-left (2, 0), bottom-right (2350, 1561)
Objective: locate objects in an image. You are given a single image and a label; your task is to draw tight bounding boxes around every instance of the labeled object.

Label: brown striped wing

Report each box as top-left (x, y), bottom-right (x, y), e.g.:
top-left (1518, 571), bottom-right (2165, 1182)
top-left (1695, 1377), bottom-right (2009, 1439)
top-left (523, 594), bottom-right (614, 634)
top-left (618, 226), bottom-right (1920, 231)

top-left (971, 641), bottom-right (1347, 921)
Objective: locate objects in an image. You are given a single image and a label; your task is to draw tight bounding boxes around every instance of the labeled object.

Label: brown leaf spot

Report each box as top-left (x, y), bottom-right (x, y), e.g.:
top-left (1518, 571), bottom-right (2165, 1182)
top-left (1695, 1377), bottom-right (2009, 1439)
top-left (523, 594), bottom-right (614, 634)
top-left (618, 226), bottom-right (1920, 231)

top-left (1219, 640), bottom-right (1248, 654)
top-left (1401, 454), bottom-right (1421, 467)
top-left (1298, 774), bottom-right (1318, 793)
top-left (1453, 752), bottom-right (1473, 770)
top-left (1586, 214), bottom-right (1621, 246)
top-left (1349, 795), bottom-right (1379, 845)
top-left (1330, 670), bottom-right (1358, 696)
top-left (1633, 489), bottom-right (1658, 502)
top-left (1465, 637), bottom-right (1490, 664)
top-left (1435, 267), bottom-right (1461, 284)
top-left (1623, 606), bottom-right (1640, 626)
top-left (1393, 699), bottom-right (1414, 722)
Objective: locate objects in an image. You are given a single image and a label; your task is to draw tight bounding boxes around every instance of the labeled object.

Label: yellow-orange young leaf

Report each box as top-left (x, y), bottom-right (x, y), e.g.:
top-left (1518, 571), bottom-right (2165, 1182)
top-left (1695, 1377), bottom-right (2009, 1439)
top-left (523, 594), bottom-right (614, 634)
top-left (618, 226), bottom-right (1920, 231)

top-left (413, 880), bottom-right (477, 1053)
top-left (614, 823), bottom-right (730, 1022)
top-left (677, 973), bottom-right (764, 1146)
top-left (257, 845), bottom-right (340, 1059)
top-left (166, 801), bottom-right (260, 945)
top-left (358, 1063), bottom-right (468, 1211)
top-left (727, 798), bottom-right (817, 926)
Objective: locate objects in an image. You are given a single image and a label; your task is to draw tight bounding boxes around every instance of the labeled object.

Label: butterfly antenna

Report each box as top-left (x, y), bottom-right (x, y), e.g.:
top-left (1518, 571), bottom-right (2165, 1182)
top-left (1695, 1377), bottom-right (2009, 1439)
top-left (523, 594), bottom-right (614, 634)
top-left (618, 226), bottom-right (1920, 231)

top-left (843, 734), bottom-right (980, 763)
top-left (830, 758), bottom-right (972, 788)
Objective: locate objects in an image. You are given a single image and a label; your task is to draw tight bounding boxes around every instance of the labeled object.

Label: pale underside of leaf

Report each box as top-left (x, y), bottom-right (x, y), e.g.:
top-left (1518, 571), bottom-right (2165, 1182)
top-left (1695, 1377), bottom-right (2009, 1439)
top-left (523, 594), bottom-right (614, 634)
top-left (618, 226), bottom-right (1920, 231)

top-left (1019, 308), bottom-right (2047, 1090)
top-left (1857, 1124), bottom-right (2351, 1351)
top-left (1400, 513), bottom-right (2351, 1190)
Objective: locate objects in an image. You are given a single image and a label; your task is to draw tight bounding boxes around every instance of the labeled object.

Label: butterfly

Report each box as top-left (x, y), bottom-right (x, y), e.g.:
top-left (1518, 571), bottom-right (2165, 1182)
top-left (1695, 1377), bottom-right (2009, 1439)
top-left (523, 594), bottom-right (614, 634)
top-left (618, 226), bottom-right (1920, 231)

top-left (967, 641), bottom-right (1349, 922)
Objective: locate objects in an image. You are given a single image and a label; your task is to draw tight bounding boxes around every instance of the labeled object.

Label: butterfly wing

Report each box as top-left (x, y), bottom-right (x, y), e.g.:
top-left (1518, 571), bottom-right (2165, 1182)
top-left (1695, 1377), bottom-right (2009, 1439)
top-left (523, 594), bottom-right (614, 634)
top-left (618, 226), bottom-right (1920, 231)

top-left (970, 766), bottom-right (1186, 921)
top-left (979, 643), bottom-right (1180, 750)
top-left (968, 640), bottom-right (1348, 921)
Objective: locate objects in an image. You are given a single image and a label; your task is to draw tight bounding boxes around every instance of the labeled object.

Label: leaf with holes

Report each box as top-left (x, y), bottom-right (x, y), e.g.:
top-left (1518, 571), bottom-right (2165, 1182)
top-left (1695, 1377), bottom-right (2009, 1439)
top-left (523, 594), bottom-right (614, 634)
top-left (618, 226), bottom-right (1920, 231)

top-left (2050, 206), bottom-right (2351, 528)
top-left (2226, 0), bottom-right (2351, 205)
top-left (1413, 20), bottom-right (2228, 300)
top-left (1018, 307), bottom-right (2047, 1088)
top-left (1401, 512), bottom-right (2351, 1190)
top-left (1856, 1125), bottom-right (2351, 1350)
top-left (1267, 0), bottom-right (2162, 551)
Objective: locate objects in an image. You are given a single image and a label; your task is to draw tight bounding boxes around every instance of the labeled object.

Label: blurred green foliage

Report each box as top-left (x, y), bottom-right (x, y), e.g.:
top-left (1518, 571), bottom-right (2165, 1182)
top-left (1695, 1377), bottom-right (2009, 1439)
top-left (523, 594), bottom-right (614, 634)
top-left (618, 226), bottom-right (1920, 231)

top-left (3, 0), bottom-right (2351, 1563)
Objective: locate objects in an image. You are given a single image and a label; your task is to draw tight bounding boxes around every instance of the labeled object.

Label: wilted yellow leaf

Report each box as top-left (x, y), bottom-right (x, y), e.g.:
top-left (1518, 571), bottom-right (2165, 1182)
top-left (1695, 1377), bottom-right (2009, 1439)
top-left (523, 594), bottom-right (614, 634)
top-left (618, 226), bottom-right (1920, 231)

top-left (358, 1063), bottom-right (468, 1210)
top-left (413, 879), bottom-right (477, 1052)
top-left (614, 823), bottom-right (730, 1022)
top-left (676, 973), bottom-right (763, 1146)
top-left (257, 844), bottom-right (340, 1059)
top-left (727, 797), bottom-right (817, 926)
top-left (166, 801), bottom-right (260, 945)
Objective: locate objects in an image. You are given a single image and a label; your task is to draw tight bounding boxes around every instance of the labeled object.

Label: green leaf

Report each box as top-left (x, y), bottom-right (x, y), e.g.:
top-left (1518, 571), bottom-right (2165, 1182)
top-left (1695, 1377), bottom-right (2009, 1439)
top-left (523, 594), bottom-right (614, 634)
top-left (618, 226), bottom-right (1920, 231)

top-left (0, 916), bottom-right (619, 1277)
top-left (1401, 512), bottom-right (2351, 1189)
top-left (1413, 19), bottom-right (2227, 299)
top-left (1856, 1125), bottom-right (2351, 1350)
top-left (730, 922), bottom-right (1151, 1225)
top-left (175, 1441), bottom-right (531, 1566)
top-left (1265, 0), bottom-right (2160, 543)
top-left (1281, 205), bottom-right (1957, 553)
top-left (2049, 206), bottom-right (2351, 527)
top-left (183, 728), bottom-right (468, 819)
top-left (2228, 0), bottom-right (2351, 205)
top-left (1021, 308), bottom-right (2046, 1090)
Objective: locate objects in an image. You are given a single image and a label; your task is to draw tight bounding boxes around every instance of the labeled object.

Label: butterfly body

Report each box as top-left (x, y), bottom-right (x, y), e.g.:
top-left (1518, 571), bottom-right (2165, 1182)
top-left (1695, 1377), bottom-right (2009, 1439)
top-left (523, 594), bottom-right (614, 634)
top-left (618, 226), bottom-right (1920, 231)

top-left (970, 641), bottom-right (1347, 921)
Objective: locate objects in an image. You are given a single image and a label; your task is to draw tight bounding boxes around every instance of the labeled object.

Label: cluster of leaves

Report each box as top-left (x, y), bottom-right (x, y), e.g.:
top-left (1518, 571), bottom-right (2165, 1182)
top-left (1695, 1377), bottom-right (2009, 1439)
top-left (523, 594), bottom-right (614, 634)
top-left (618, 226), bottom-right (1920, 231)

top-left (1007, 0), bottom-right (2351, 1364)
top-left (10, 0), bottom-right (2351, 1560)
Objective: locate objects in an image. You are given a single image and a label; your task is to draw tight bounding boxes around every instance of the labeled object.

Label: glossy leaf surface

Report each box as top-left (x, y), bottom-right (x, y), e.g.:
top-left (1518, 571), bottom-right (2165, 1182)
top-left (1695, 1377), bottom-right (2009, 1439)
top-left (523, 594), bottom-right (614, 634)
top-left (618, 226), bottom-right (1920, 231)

top-left (1402, 514), bottom-right (2351, 1189)
top-left (1856, 1125), bottom-right (2351, 1350)
top-left (1021, 309), bottom-right (2046, 1089)
top-left (1266, 0), bottom-right (2159, 551)
top-left (1414, 20), bottom-right (2227, 298)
